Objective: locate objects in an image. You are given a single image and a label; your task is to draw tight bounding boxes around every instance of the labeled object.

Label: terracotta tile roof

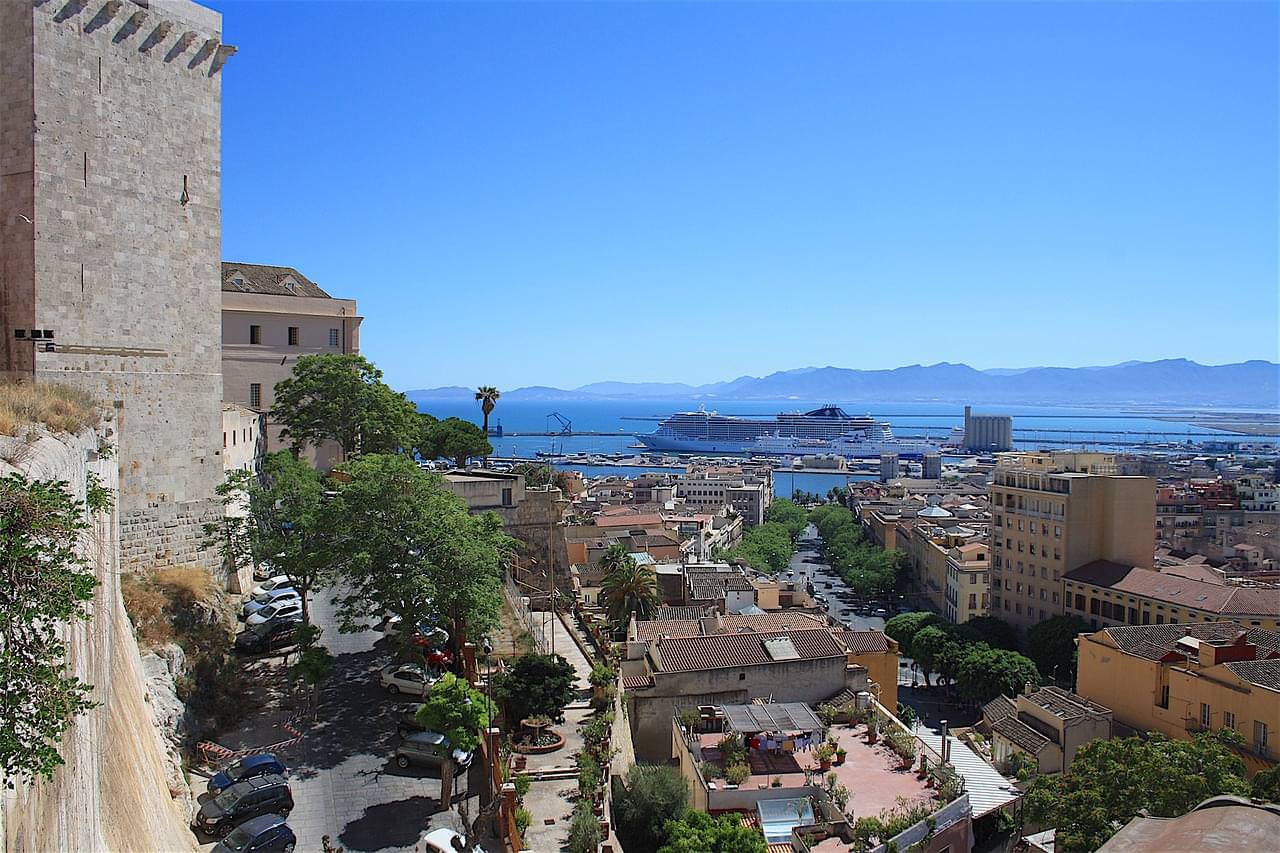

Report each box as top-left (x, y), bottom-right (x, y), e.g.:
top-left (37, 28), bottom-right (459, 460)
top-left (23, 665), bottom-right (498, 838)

top-left (1224, 659), bottom-right (1280, 692)
top-left (594, 513), bottom-right (666, 528)
top-left (634, 612), bottom-right (827, 642)
top-left (1064, 560), bottom-right (1280, 617)
top-left (1025, 686), bottom-right (1111, 719)
top-left (222, 262), bottom-right (331, 298)
top-left (655, 605), bottom-right (712, 620)
top-left (991, 716), bottom-right (1052, 754)
top-left (653, 628), bottom-right (846, 674)
top-left (1100, 622), bottom-right (1280, 662)
top-left (982, 695), bottom-right (1016, 724)
top-left (689, 576), bottom-right (754, 599)
top-left (834, 629), bottom-right (894, 655)
top-left (621, 674), bottom-right (654, 690)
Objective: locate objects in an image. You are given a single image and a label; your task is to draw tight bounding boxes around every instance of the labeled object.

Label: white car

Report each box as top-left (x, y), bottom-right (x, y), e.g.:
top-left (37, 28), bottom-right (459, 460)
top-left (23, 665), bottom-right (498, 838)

top-left (246, 599), bottom-right (304, 627)
top-left (423, 828), bottom-right (482, 853)
top-left (242, 587), bottom-right (299, 618)
top-left (251, 575), bottom-right (292, 598)
top-left (378, 663), bottom-right (439, 697)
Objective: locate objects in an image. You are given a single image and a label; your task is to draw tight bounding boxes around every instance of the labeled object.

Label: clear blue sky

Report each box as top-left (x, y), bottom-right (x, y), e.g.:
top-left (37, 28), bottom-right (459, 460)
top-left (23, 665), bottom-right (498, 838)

top-left (212, 1), bottom-right (1279, 392)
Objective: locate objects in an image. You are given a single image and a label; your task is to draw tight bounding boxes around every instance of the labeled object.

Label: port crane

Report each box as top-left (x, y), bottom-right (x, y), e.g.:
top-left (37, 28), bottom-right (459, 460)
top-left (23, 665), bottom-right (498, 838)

top-left (545, 412), bottom-right (573, 435)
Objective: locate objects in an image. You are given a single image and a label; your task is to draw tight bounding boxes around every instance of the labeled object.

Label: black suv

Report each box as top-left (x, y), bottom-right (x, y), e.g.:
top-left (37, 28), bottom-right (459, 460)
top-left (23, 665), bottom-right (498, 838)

top-left (194, 774), bottom-right (293, 837)
top-left (235, 618), bottom-right (302, 655)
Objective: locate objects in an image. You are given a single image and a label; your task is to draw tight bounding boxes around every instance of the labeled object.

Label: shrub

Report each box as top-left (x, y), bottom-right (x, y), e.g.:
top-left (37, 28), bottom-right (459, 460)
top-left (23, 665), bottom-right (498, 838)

top-left (493, 652), bottom-right (578, 724)
top-left (611, 765), bottom-right (690, 853)
top-left (589, 662), bottom-right (617, 687)
top-left (515, 806), bottom-right (532, 836)
top-left (567, 799), bottom-right (602, 853)
top-left (724, 763), bottom-right (750, 786)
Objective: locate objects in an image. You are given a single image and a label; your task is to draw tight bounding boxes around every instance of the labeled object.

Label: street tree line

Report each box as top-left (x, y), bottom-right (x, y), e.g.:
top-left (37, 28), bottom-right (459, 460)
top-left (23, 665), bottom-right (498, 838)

top-left (807, 503), bottom-right (908, 598)
top-left (719, 499), bottom-right (808, 573)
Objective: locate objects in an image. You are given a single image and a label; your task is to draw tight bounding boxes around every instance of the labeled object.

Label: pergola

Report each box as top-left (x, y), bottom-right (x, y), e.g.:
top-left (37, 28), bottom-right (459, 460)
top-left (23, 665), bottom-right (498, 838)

top-left (719, 703), bottom-right (824, 734)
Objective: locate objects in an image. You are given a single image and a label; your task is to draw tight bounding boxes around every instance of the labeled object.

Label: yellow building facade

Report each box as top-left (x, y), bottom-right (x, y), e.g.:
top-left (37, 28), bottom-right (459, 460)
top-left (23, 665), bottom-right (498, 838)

top-left (837, 630), bottom-right (900, 712)
top-left (990, 451), bottom-right (1156, 634)
top-left (1076, 622), bottom-right (1280, 773)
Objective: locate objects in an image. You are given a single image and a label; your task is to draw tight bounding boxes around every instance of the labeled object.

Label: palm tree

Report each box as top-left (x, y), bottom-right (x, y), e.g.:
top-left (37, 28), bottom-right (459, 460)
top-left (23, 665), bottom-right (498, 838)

top-left (598, 543), bottom-right (658, 630)
top-left (475, 386), bottom-right (501, 435)
top-left (475, 386), bottom-right (500, 466)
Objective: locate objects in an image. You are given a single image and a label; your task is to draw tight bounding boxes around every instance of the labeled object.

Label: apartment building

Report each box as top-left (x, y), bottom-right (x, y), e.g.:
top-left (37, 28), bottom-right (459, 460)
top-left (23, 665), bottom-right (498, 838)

top-left (908, 520), bottom-right (986, 617)
top-left (222, 262), bottom-right (361, 469)
top-left (674, 466), bottom-right (773, 526)
top-left (982, 685), bottom-right (1112, 774)
top-left (990, 451), bottom-right (1155, 634)
top-left (1061, 560), bottom-right (1279, 632)
top-left (945, 542), bottom-right (991, 623)
top-left (1076, 622), bottom-right (1280, 772)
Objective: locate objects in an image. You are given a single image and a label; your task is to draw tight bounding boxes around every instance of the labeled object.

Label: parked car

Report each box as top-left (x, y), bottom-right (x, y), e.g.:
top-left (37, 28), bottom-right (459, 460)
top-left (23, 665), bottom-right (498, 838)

top-left (210, 813), bottom-right (296, 853)
top-left (250, 576), bottom-right (293, 598)
top-left (423, 827), bottom-right (482, 853)
top-left (207, 753), bottom-right (287, 795)
top-left (394, 730), bottom-right (472, 772)
top-left (242, 588), bottom-right (300, 619)
top-left (245, 599), bottom-right (304, 627)
top-left (235, 618), bottom-right (303, 655)
top-left (194, 774), bottom-right (293, 837)
top-left (379, 663), bottom-right (439, 697)
top-left (395, 702), bottom-right (434, 738)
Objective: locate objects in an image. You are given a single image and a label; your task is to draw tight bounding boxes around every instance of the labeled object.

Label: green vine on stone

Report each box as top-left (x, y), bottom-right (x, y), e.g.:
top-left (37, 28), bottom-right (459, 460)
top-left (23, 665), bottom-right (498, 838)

top-left (0, 473), bottom-right (99, 783)
top-left (84, 471), bottom-right (114, 515)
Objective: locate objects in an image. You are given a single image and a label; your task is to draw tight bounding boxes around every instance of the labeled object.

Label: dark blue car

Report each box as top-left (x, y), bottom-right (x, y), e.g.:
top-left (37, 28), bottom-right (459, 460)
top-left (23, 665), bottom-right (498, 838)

top-left (208, 754), bottom-right (286, 795)
top-left (210, 813), bottom-right (296, 853)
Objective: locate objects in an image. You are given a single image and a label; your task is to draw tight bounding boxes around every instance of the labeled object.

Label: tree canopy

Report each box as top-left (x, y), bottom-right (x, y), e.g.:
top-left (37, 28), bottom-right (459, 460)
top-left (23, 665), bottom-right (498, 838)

top-left (0, 473), bottom-right (99, 782)
top-left (492, 653), bottom-right (578, 724)
top-left (271, 354), bottom-right (419, 456)
top-left (416, 672), bottom-right (492, 809)
top-left (726, 521), bottom-right (795, 573)
top-left (323, 453), bottom-right (512, 643)
top-left (1024, 730), bottom-right (1251, 852)
top-left (658, 811), bottom-right (767, 853)
top-left (207, 451), bottom-right (329, 621)
top-left (511, 462), bottom-right (573, 494)
top-left (611, 765), bottom-right (690, 853)
top-left (955, 644), bottom-right (1040, 704)
top-left (883, 611), bottom-right (941, 657)
top-left (763, 498), bottom-right (808, 541)
top-left (963, 616), bottom-right (1019, 651)
top-left (418, 416), bottom-right (493, 469)
top-left (1026, 614), bottom-right (1092, 683)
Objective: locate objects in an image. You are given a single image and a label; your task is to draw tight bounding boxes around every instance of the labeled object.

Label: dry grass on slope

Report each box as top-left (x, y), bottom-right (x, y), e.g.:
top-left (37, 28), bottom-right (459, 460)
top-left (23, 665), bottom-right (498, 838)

top-left (0, 381), bottom-right (100, 436)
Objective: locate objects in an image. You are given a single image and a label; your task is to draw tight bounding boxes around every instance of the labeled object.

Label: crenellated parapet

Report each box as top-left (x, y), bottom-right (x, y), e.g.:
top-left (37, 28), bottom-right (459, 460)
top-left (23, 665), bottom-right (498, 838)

top-left (34, 0), bottom-right (236, 76)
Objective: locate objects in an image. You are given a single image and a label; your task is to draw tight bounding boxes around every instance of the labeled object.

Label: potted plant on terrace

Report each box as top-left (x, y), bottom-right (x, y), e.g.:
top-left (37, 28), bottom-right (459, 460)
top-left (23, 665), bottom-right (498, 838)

top-left (815, 742), bottom-right (836, 771)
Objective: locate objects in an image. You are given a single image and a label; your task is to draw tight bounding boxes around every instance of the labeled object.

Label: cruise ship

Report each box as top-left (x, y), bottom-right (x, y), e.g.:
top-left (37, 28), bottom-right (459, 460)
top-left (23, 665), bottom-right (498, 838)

top-left (637, 405), bottom-right (938, 457)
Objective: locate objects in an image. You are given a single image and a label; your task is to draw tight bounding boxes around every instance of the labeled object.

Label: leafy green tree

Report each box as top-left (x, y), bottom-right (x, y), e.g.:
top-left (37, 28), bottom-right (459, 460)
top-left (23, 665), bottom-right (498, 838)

top-left (728, 522), bottom-right (796, 573)
top-left (612, 765), bottom-right (690, 853)
top-left (909, 625), bottom-right (954, 688)
top-left (599, 544), bottom-right (658, 629)
top-left (270, 353), bottom-right (419, 457)
top-left (324, 454), bottom-right (512, 645)
top-left (659, 811), bottom-right (767, 853)
top-left (964, 615), bottom-right (1019, 651)
top-left (492, 653), bottom-right (577, 724)
top-left (1252, 764), bottom-right (1280, 803)
top-left (0, 473), bottom-right (99, 782)
top-left (883, 611), bottom-right (942, 658)
top-left (763, 498), bottom-right (808, 541)
top-left (1025, 730), bottom-right (1250, 852)
top-left (416, 672), bottom-right (492, 812)
top-left (955, 644), bottom-right (1040, 704)
top-left (420, 416), bottom-right (493, 469)
top-left (511, 462), bottom-right (572, 493)
top-left (205, 451), bottom-right (329, 622)
top-left (1026, 614), bottom-right (1091, 683)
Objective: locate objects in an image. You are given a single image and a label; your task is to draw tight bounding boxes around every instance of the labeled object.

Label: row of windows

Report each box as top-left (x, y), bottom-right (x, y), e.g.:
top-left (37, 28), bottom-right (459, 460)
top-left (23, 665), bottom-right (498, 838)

top-left (1175, 704), bottom-right (1269, 752)
top-left (222, 425), bottom-right (255, 448)
top-left (248, 324), bottom-right (341, 348)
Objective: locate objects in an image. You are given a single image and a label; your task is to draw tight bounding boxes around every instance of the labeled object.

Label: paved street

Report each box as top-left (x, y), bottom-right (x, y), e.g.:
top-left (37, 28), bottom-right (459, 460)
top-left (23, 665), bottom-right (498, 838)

top-left (191, 589), bottom-right (486, 852)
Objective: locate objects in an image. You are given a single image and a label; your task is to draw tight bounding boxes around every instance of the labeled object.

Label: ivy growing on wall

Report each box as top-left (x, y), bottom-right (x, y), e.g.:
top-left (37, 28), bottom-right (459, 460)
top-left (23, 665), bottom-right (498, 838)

top-left (0, 473), bottom-right (99, 783)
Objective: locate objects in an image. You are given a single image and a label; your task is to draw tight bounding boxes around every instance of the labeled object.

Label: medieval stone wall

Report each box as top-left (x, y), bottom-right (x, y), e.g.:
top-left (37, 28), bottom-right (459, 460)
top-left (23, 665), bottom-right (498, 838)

top-left (1, 0), bottom-right (230, 574)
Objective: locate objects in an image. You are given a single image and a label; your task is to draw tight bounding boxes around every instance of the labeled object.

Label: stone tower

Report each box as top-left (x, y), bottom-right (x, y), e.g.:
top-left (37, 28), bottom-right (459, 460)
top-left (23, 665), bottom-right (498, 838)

top-left (0, 0), bottom-right (231, 572)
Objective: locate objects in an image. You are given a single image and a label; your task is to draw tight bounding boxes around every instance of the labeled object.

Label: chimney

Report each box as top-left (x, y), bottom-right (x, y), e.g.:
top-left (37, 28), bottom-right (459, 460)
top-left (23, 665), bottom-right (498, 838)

top-left (1024, 681), bottom-right (1035, 697)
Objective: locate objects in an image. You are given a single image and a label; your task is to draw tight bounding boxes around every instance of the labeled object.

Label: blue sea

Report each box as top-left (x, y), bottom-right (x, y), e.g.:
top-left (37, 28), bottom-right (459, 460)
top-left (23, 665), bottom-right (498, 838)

top-left (413, 398), bottom-right (1276, 498)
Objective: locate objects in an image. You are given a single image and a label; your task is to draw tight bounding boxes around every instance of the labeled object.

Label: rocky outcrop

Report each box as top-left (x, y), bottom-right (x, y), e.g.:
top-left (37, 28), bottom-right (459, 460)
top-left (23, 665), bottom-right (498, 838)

top-left (142, 644), bottom-right (197, 819)
top-left (1, 426), bottom-right (199, 852)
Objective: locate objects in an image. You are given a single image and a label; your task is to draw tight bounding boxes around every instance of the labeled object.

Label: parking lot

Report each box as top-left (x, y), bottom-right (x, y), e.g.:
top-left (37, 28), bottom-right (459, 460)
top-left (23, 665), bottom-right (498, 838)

top-left (191, 588), bottom-right (489, 852)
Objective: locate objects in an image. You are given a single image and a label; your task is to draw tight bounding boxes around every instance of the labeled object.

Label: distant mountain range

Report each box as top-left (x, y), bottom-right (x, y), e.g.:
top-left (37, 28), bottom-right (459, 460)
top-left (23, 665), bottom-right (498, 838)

top-left (405, 359), bottom-right (1280, 408)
